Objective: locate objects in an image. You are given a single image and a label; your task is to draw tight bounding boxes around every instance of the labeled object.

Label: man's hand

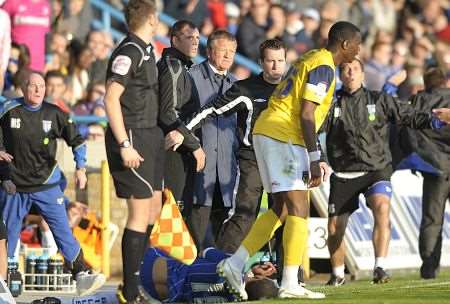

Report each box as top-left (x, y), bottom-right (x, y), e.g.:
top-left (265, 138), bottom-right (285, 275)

top-left (308, 161), bottom-right (322, 188)
top-left (192, 147), bottom-right (206, 172)
top-left (165, 130), bottom-right (185, 151)
top-left (387, 69), bottom-right (407, 86)
top-left (120, 147), bottom-right (144, 169)
top-left (0, 151), bottom-right (13, 162)
top-left (432, 108), bottom-right (450, 124)
top-left (2, 180), bottom-right (16, 194)
top-left (319, 161), bottom-right (331, 182)
top-left (75, 168), bottom-right (87, 190)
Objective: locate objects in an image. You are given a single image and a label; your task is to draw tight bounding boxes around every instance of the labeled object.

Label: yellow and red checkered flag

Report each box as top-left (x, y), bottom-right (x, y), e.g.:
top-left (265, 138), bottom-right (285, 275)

top-left (150, 189), bottom-right (197, 265)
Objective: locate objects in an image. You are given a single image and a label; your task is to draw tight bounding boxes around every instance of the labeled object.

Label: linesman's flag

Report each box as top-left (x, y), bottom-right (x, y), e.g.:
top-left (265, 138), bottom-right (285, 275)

top-left (150, 189), bottom-right (197, 265)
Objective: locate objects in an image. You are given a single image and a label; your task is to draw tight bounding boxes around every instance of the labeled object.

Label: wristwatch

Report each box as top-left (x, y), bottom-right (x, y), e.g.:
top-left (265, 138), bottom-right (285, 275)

top-left (119, 139), bottom-right (131, 148)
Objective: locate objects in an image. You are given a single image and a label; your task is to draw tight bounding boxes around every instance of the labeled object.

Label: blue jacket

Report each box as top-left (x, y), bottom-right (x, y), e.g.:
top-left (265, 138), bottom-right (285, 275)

top-left (188, 61), bottom-right (238, 207)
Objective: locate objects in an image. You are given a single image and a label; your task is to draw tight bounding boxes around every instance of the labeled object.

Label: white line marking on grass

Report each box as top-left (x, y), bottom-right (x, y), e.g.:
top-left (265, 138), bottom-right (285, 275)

top-left (381, 281), bottom-right (450, 291)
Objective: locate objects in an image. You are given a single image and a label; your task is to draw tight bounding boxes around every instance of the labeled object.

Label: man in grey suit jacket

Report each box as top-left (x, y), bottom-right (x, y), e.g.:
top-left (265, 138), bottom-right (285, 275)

top-left (186, 30), bottom-right (239, 252)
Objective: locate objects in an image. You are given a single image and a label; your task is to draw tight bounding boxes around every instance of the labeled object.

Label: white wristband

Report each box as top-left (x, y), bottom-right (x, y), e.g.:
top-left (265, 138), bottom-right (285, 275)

top-left (308, 150), bottom-right (321, 162)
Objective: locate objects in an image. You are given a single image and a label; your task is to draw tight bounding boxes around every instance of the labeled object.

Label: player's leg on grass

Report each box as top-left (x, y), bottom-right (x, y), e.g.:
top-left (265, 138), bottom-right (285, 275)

top-left (275, 190), bottom-right (324, 299)
top-left (217, 199), bottom-right (286, 300)
top-left (368, 193), bottom-right (391, 283)
top-left (327, 213), bottom-right (349, 286)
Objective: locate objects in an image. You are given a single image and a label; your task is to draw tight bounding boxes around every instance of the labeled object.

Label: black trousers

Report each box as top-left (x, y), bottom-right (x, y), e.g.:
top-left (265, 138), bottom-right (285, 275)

top-left (216, 152), bottom-right (263, 253)
top-left (419, 172), bottom-right (449, 271)
top-left (164, 150), bottom-right (190, 204)
top-left (185, 178), bottom-right (230, 252)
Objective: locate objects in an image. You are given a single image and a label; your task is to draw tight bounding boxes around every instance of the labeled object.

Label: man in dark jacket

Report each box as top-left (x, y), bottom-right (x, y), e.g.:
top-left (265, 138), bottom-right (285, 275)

top-left (399, 68), bottom-right (450, 279)
top-left (322, 59), bottom-right (445, 286)
top-left (158, 20), bottom-right (205, 203)
top-left (186, 39), bottom-right (287, 253)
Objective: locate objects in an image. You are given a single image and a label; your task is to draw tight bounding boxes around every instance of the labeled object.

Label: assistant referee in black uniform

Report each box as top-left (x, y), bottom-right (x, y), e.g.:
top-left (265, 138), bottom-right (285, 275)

top-left (104, 0), bottom-right (163, 303)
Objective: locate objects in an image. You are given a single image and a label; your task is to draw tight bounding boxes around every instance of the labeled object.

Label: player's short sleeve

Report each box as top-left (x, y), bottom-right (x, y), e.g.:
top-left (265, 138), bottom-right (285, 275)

top-left (106, 45), bottom-right (142, 87)
top-left (302, 65), bottom-right (335, 104)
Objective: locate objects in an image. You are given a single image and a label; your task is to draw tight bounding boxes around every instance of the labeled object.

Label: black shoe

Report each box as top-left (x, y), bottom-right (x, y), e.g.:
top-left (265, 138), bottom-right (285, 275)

top-left (326, 274), bottom-right (346, 286)
top-left (373, 267), bottom-right (390, 284)
top-left (117, 285), bottom-right (160, 304)
top-left (420, 263), bottom-right (437, 280)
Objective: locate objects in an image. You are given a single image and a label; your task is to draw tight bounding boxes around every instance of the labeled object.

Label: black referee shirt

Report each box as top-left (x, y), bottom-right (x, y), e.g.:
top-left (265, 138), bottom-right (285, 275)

top-left (106, 33), bottom-right (159, 129)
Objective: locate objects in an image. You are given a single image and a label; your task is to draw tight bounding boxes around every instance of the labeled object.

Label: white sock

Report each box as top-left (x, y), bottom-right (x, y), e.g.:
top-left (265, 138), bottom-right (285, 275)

top-left (333, 264), bottom-right (345, 278)
top-left (281, 265), bottom-right (300, 289)
top-left (228, 246), bottom-right (249, 272)
top-left (375, 257), bottom-right (386, 270)
top-left (42, 230), bottom-right (58, 256)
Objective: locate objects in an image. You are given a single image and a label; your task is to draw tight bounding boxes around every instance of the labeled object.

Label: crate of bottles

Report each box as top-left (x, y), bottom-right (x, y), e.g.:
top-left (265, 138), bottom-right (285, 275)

top-left (7, 246), bottom-right (76, 296)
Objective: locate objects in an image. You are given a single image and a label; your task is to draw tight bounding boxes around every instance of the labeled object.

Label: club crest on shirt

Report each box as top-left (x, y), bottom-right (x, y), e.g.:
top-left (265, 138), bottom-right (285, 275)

top-left (10, 118), bottom-right (21, 129)
top-left (42, 120), bottom-right (52, 133)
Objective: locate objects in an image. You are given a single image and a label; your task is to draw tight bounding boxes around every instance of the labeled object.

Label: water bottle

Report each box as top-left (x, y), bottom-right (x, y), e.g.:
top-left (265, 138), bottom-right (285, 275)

top-left (55, 255), bottom-right (64, 290)
top-left (36, 252), bottom-right (49, 290)
top-left (48, 256), bottom-right (57, 291)
top-left (7, 258), bottom-right (22, 297)
top-left (25, 253), bottom-right (37, 290)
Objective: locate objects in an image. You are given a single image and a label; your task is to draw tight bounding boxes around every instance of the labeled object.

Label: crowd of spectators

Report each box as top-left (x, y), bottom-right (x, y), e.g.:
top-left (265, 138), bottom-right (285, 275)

top-left (0, 0), bottom-right (449, 133)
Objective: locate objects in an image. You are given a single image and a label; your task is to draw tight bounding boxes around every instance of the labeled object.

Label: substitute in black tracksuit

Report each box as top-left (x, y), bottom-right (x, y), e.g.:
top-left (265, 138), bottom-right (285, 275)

top-left (186, 39), bottom-right (287, 253)
top-left (321, 59), bottom-right (444, 286)
top-left (157, 20), bottom-right (204, 203)
top-left (397, 68), bottom-right (450, 279)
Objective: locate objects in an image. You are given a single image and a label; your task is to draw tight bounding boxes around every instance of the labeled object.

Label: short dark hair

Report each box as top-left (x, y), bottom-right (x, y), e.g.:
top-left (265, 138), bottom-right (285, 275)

top-left (328, 21), bottom-right (361, 47)
top-left (259, 39), bottom-right (286, 61)
top-left (124, 0), bottom-right (157, 32)
top-left (45, 70), bottom-right (66, 82)
top-left (340, 57), bottom-right (364, 72)
top-left (245, 278), bottom-right (278, 301)
top-left (169, 20), bottom-right (197, 46)
top-left (424, 67), bottom-right (446, 90)
top-left (206, 30), bottom-right (236, 50)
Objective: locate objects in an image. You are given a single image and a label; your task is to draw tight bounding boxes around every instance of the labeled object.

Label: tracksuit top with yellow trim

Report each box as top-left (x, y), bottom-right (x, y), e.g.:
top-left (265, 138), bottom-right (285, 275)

top-left (253, 48), bottom-right (336, 146)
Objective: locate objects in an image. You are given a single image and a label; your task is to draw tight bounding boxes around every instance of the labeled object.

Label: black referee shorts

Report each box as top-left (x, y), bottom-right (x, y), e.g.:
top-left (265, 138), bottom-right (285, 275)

top-left (328, 166), bottom-right (393, 216)
top-left (0, 220), bottom-right (7, 240)
top-left (105, 127), bottom-right (164, 199)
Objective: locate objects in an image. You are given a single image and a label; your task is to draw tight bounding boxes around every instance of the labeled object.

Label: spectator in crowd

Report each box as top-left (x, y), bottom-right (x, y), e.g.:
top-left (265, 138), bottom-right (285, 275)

top-left (391, 40), bottom-right (409, 72)
top-left (103, 0), bottom-right (164, 302)
top-left (67, 44), bottom-right (95, 106)
top-left (283, 2), bottom-right (303, 46)
top-left (157, 20), bottom-right (205, 204)
top-left (56, 0), bottom-right (93, 42)
top-left (2, 0), bottom-right (51, 72)
top-left (87, 30), bottom-right (114, 84)
top-left (46, 32), bottom-right (69, 75)
top-left (45, 70), bottom-right (70, 113)
top-left (2, 67), bottom-right (29, 99)
top-left (0, 0), bottom-right (11, 95)
top-left (217, 21), bottom-right (361, 301)
top-left (187, 39), bottom-right (287, 254)
top-left (236, 0), bottom-right (271, 61)
top-left (399, 68), bottom-right (450, 280)
top-left (163, 0), bottom-right (210, 30)
top-left (3, 42), bottom-right (30, 92)
top-left (268, 4), bottom-right (288, 42)
top-left (0, 72), bottom-right (105, 296)
top-left (225, 1), bottom-right (240, 35)
top-left (323, 59), bottom-right (444, 286)
top-left (207, 0), bottom-right (227, 29)
top-left (186, 30), bottom-right (238, 252)
top-left (73, 81), bottom-right (105, 117)
top-left (294, 8), bottom-right (321, 55)
top-left (364, 42), bottom-right (394, 91)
